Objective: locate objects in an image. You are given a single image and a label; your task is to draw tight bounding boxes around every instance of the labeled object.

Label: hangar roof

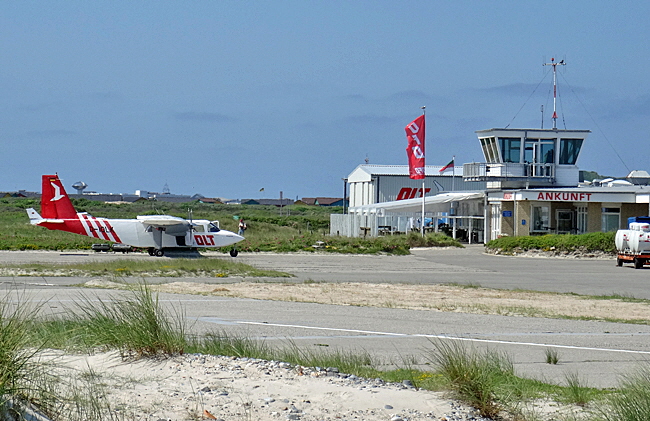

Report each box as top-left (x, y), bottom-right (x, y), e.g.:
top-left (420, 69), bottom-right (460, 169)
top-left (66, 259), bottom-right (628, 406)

top-left (347, 164), bottom-right (460, 182)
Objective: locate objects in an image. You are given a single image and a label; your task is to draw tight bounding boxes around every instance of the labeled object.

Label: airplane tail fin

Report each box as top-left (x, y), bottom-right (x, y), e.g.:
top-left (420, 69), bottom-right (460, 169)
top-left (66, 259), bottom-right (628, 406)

top-left (41, 174), bottom-right (77, 219)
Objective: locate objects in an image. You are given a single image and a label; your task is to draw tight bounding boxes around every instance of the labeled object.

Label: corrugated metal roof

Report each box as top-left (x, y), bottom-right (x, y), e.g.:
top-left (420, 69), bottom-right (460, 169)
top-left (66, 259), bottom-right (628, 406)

top-left (347, 164), bottom-right (462, 181)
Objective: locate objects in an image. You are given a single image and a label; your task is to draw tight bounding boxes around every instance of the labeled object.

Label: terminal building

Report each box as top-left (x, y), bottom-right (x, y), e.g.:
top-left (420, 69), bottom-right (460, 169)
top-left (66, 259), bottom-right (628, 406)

top-left (333, 126), bottom-right (650, 243)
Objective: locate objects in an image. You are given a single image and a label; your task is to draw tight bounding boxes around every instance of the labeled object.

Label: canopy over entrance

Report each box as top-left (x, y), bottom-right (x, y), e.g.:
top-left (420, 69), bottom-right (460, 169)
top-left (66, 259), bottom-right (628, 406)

top-left (349, 191), bottom-right (485, 215)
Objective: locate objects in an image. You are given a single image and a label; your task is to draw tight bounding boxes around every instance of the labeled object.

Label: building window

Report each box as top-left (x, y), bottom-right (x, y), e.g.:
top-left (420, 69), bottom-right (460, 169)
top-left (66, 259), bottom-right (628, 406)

top-left (531, 205), bottom-right (550, 232)
top-left (491, 204), bottom-right (501, 239)
top-left (576, 205), bottom-right (588, 234)
top-left (499, 138), bottom-right (521, 163)
top-left (540, 143), bottom-right (555, 164)
top-left (480, 137), bottom-right (500, 163)
top-left (556, 209), bottom-right (574, 234)
top-left (559, 138), bottom-right (583, 165)
top-left (601, 207), bottom-right (620, 232)
top-left (524, 139), bottom-right (555, 163)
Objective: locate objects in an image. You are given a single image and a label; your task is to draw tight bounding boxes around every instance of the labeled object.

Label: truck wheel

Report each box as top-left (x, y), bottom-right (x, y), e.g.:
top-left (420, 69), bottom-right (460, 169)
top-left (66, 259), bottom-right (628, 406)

top-left (616, 258), bottom-right (623, 267)
top-left (634, 258), bottom-right (643, 269)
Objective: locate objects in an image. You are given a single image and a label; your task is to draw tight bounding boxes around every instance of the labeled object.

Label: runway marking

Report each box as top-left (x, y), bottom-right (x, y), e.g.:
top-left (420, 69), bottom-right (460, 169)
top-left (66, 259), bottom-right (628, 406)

top-left (233, 320), bottom-right (650, 356)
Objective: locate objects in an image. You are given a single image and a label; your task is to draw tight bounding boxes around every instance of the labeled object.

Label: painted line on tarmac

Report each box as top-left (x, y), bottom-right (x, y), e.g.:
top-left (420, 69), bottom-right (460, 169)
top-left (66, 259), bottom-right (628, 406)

top-left (237, 321), bottom-right (650, 356)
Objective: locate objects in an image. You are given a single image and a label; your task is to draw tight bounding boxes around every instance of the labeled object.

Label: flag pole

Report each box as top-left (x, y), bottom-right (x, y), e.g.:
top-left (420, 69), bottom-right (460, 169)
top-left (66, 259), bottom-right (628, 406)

top-left (451, 155), bottom-right (456, 192)
top-left (421, 106), bottom-right (426, 237)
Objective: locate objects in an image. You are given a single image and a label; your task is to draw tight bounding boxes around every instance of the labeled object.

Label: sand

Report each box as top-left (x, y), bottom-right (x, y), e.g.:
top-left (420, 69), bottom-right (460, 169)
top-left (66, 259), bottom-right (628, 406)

top-left (43, 349), bottom-right (575, 421)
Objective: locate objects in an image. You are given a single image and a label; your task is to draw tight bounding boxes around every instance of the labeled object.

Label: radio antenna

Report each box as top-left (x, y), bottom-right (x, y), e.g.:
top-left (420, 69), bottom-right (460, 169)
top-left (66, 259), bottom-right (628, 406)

top-left (543, 57), bottom-right (566, 129)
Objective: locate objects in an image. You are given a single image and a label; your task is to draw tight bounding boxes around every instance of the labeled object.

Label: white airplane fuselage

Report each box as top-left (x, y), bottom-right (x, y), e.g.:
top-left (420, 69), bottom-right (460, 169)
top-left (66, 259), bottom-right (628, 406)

top-left (70, 215), bottom-right (243, 249)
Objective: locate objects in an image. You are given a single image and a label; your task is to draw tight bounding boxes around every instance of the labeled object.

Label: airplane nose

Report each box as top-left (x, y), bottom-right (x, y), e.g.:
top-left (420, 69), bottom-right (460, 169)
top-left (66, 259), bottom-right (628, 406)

top-left (217, 230), bottom-right (245, 246)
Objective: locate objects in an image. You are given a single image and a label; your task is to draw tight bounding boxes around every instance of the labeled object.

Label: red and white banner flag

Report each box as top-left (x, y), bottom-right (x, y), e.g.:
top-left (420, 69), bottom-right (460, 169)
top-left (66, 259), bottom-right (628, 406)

top-left (405, 115), bottom-right (425, 179)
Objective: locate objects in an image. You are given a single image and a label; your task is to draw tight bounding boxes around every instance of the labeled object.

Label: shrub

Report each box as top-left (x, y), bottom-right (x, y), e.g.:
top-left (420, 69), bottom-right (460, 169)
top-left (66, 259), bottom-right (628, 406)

top-left (600, 365), bottom-right (650, 420)
top-left (426, 340), bottom-right (515, 418)
top-left (486, 232), bottom-right (616, 254)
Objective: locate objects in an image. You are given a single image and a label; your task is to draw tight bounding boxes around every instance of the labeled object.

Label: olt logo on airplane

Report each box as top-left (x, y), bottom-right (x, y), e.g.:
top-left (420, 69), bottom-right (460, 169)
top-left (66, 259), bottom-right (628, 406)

top-left (194, 234), bottom-right (216, 246)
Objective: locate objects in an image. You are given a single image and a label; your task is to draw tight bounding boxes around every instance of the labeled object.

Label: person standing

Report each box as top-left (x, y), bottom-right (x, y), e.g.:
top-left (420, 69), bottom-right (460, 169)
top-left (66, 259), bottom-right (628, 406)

top-left (238, 219), bottom-right (247, 236)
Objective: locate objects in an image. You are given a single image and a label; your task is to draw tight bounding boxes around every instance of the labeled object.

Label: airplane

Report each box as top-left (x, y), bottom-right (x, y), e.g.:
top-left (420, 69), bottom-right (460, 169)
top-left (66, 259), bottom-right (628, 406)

top-left (26, 174), bottom-right (244, 257)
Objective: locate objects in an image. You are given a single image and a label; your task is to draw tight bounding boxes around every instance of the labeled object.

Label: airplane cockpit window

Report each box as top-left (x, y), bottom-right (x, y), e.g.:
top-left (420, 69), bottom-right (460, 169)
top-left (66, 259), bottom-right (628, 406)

top-left (208, 223), bottom-right (220, 232)
top-left (193, 225), bottom-right (205, 232)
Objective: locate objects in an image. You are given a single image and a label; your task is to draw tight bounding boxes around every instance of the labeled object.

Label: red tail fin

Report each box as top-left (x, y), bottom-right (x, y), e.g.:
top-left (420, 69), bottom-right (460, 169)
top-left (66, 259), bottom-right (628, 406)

top-left (41, 175), bottom-right (77, 219)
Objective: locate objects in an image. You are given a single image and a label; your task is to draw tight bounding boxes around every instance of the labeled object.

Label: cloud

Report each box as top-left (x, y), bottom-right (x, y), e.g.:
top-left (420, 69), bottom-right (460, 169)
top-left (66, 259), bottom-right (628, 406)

top-left (173, 112), bottom-right (236, 123)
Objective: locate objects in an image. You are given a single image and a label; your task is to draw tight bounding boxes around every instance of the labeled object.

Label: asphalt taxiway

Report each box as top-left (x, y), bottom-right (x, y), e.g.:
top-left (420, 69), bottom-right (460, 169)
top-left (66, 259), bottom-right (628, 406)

top-left (0, 247), bottom-right (648, 388)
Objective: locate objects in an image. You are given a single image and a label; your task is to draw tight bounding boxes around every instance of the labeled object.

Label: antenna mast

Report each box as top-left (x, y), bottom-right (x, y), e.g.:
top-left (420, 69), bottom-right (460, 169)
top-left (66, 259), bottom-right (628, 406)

top-left (543, 57), bottom-right (565, 129)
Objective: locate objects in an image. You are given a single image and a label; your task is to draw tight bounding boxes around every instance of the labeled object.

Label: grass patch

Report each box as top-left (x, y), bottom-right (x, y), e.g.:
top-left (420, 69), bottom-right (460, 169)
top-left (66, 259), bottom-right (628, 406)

top-left (545, 347), bottom-right (560, 365)
top-left (0, 292), bottom-right (58, 419)
top-left (561, 371), bottom-right (595, 407)
top-left (233, 231), bottom-right (463, 255)
top-left (425, 339), bottom-right (516, 418)
top-left (187, 331), bottom-right (275, 361)
top-left (33, 283), bottom-right (187, 358)
top-left (600, 365), bottom-right (650, 420)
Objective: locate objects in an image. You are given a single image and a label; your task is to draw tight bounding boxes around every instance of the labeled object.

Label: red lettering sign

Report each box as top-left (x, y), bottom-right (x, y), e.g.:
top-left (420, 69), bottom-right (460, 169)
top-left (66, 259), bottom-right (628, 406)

top-left (396, 187), bottom-right (432, 200)
top-left (536, 192), bottom-right (592, 201)
top-left (405, 115), bottom-right (426, 179)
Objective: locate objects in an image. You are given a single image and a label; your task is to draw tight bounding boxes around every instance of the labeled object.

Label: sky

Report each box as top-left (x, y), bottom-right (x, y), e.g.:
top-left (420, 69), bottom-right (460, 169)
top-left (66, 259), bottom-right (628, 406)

top-left (2, 1), bottom-right (649, 200)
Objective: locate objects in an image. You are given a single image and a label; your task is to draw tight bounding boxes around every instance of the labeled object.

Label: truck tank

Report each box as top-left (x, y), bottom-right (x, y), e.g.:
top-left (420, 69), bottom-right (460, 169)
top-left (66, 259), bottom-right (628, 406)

top-left (615, 223), bottom-right (650, 252)
top-left (615, 229), bottom-right (633, 252)
top-left (628, 231), bottom-right (650, 254)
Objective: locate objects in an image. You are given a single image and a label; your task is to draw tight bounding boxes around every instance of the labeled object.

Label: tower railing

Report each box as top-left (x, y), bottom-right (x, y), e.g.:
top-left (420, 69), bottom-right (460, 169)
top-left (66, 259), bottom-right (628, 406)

top-left (463, 162), bottom-right (555, 181)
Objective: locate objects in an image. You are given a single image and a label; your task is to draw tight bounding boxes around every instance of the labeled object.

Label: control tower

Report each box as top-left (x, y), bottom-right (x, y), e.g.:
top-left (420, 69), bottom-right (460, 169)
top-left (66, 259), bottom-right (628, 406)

top-left (463, 58), bottom-right (590, 189)
top-left (464, 128), bottom-right (590, 189)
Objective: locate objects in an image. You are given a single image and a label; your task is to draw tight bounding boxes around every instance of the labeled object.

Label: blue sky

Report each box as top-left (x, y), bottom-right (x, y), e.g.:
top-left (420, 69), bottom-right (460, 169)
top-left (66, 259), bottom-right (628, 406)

top-left (2, 1), bottom-right (649, 199)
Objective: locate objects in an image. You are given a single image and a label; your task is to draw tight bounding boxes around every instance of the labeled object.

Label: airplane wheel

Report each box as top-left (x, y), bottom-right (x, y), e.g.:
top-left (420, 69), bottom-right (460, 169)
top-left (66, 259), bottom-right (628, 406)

top-left (229, 249), bottom-right (239, 257)
top-left (155, 249), bottom-right (165, 257)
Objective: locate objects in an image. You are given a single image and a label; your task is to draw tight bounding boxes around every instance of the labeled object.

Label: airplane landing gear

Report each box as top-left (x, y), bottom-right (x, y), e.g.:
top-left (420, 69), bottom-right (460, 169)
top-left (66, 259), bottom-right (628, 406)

top-left (229, 249), bottom-right (239, 257)
top-left (148, 248), bottom-right (165, 257)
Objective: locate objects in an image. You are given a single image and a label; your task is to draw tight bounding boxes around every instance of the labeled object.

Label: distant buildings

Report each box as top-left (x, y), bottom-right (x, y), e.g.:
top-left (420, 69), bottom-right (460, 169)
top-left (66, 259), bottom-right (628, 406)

top-left (2, 189), bottom-right (346, 208)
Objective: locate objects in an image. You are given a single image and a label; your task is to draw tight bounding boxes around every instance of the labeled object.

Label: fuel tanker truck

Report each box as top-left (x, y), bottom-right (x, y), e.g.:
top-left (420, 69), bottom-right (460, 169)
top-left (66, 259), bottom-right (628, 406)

top-left (616, 217), bottom-right (650, 269)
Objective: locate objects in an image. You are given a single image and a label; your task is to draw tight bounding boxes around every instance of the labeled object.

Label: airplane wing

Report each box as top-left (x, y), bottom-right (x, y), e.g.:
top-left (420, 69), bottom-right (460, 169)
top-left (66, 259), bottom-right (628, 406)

top-left (136, 215), bottom-right (190, 228)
